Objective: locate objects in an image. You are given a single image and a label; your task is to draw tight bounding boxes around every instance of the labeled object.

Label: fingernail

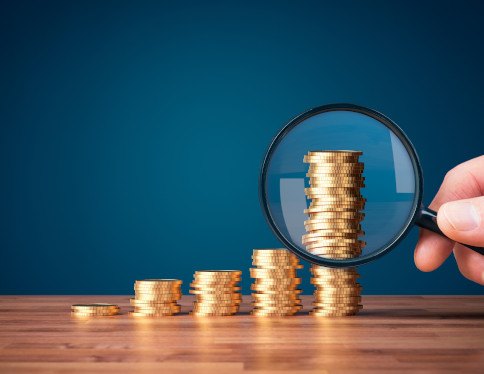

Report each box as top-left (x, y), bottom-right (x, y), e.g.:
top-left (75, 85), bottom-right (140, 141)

top-left (441, 201), bottom-right (481, 231)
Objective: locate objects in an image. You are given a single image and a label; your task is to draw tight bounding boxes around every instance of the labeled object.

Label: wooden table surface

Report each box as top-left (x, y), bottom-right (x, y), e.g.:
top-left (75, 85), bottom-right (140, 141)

top-left (0, 295), bottom-right (483, 373)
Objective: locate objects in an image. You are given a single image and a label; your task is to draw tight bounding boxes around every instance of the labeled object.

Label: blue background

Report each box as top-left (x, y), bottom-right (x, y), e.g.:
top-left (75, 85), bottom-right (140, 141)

top-left (1, 0), bottom-right (483, 295)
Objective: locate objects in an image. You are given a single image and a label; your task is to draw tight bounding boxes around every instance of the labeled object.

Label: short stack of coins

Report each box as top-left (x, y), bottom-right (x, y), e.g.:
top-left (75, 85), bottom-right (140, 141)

top-left (310, 265), bottom-right (362, 316)
top-left (131, 279), bottom-right (182, 317)
top-left (190, 270), bottom-right (242, 316)
top-left (303, 150), bottom-right (364, 316)
top-left (250, 249), bottom-right (303, 316)
top-left (71, 303), bottom-right (120, 317)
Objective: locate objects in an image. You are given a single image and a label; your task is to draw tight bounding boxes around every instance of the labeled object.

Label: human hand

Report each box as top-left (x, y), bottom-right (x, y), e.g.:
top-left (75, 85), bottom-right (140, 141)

top-left (414, 156), bottom-right (484, 285)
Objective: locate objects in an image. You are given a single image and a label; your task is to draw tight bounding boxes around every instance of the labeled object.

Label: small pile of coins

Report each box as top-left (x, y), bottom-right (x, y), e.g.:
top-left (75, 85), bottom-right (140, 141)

top-left (131, 279), bottom-right (182, 317)
top-left (303, 150), bottom-right (364, 316)
top-left (190, 270), bottom-right (242, 316)
top-left (71, 303), bottom-right (120, 317)
top-left (250, 249), bottom-right (303, 316)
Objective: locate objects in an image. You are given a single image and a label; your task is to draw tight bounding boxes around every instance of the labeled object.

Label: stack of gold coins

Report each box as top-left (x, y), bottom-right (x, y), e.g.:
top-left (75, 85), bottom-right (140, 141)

top-left (71, 303), bottom-right (120, 317)
top-left (303, 150), bottom-right (364, 316)
top-left (131, 279), bottom-right (182, 317)
top-left (190, 270), bottom-right (242, 316)
top-left (310, 265), bottom-right (362, 316)
top-left (250, 249), bottom-right (303, 316)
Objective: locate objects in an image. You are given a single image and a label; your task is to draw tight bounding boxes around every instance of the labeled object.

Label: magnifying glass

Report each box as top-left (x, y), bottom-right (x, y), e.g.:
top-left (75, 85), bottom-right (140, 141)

top-left (259, 103), bottom-right (484, 267)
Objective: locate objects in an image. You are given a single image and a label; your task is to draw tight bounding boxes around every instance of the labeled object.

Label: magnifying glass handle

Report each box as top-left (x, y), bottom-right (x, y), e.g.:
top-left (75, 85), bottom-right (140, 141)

top-left (416, 207), bottom-right (484, 255)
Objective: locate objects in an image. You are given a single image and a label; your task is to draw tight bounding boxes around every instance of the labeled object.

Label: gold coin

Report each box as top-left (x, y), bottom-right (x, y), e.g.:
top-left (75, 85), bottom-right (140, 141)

top-left (253, 277), bottom-right (302, 285)
top-left (307, 180), bottom-right (365, 188)
top-left (304, 226), bottom-right (364, 234)
top-left (195, 300), bottom-right (241, 309)
top-left (190, 281), bottom-right (240, 288)
top-left (307, 186), bottom-right (363, 194)
top-left (250, 267), bottom-right (298, 274)
top-left (135, 290), bottom-right (182, 296)
top-left (189, 288), bottom-right (241, 295)
top-left (70, 307), bottom-right (119, 313)
top-left (304, 206), bottom-right (363, 214)
top-left (302, 233), bottom-right (362, 243)
top-left (307, 251), bottom-right (362, 258)
top-left (134, 287), bottom-right (181, 293)
top-left (305, 218), bottom-right (363, 226)
top-left (313, 285), bottom-right (362, 290)
top-left (314, 292), bottom-right (361, 298)
top-left (308, 211), bottom-right (364, 219)
top-left (308, 203), bottom-right (365, 211)
top-left (307, 195), bottom-right (366, 203)
top-left (309, 254), bottom-right (360, 260)
top-left (307, 169), bottom-right (364, 176)
top-left (252, 292), bottom-right (301, 300)
top-left (307, 159), bottom-right (364, 166)
top-left (306, 150), bottom-right (362, 155)
top-left (307, 161), bottom-right (364, 168)
top-left (195, 294), bottom-right (242, 300)
top-left (304, 240), bottom-right (364, 250)
top-left (251, 286), bottom-right (302, 293)
top-left (304, 220), bottom-right (362, 230)
top-left (252, 298), bottom-right (302, 304)
top-left (311, 276), bottom-right (359, 282)
top-left (305, 244), bottom-right (362, 252)
top-left (311, 279), bottom-right (359, 285)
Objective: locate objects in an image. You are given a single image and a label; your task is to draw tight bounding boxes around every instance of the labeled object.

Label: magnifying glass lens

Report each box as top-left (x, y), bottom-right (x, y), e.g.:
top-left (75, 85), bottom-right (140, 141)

top-left (264, 108), bottom-right (419, 264)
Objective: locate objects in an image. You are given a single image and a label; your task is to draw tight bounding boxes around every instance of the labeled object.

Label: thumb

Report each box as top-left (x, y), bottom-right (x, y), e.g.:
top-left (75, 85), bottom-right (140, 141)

top-left (437, 196), bottom-right (484, 247)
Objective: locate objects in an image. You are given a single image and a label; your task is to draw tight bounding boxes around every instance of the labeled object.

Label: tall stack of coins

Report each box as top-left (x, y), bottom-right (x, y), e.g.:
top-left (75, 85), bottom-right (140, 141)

top-left (190, 270), bottom-right (242, 316)
top-left (131, 279), bottom-right (182, 317)
top-left (303, 150), bottom-right (364, 316)
top-left (250, 249), bottom-right (303, 316)
top-left (71, 303), bottom-right (120, 317)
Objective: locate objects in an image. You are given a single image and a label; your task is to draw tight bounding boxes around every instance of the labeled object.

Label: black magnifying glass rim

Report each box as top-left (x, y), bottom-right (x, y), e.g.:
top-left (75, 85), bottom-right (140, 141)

top-left (259, 103), bottom-right (423, 267)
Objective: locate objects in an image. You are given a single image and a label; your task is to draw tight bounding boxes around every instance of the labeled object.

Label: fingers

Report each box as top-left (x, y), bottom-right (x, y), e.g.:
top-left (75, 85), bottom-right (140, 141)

top-left (453, 243), bottom-right (484, 285)
top-left (414, 229), bottom-right (454, 272)
top-left (414, 156), bottom-right (484, 273)
top-left (437, 196), bottom-right (484, 247)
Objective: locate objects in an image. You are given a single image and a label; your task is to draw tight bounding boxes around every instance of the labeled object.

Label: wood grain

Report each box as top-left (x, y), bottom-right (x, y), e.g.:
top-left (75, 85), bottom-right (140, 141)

top-left (0, 296), bottom-right (483, 373)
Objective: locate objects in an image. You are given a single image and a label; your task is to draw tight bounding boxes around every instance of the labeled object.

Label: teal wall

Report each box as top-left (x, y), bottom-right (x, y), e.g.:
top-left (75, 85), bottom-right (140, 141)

top-left (1, 0), bottom-right (483, 295)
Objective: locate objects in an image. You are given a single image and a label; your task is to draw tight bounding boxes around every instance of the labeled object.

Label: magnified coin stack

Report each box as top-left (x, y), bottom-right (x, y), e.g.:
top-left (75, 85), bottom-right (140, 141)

top-left (131, 279), bottom-right (182, 317)
top-left (250, 249), bottom-right (303, 316)
top-left (190, 270), bottom-right (242, 316)
top-left (71, 303), bottom-right (120, 317)
top-left (303, 150), bottom-right (364, 316)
